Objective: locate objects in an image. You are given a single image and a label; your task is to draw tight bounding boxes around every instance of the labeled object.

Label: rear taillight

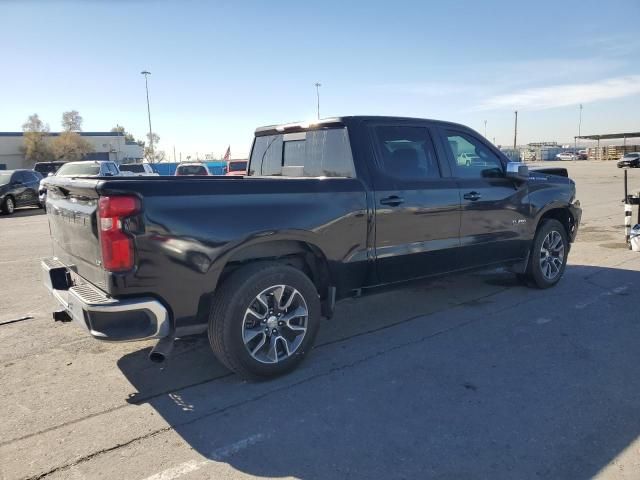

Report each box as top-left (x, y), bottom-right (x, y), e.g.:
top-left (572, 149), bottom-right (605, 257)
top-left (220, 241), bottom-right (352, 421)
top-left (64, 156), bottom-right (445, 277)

top-left (98, 195), bottom-right (140, 272)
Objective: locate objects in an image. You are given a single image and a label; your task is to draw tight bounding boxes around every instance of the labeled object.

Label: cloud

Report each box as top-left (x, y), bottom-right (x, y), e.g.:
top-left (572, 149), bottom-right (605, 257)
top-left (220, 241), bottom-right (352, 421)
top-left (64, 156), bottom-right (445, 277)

top-left (475, 75), bottom-right (640, 111)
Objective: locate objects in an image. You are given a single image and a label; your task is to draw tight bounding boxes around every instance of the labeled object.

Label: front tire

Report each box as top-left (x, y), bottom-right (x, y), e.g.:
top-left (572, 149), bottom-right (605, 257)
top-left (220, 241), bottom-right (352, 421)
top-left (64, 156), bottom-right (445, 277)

top-left (2, 196), bottom-right (15, 215)
top-left (521, 219), bottom-right (569, 289)
top-left (208, 262), bottom-right (321, 379)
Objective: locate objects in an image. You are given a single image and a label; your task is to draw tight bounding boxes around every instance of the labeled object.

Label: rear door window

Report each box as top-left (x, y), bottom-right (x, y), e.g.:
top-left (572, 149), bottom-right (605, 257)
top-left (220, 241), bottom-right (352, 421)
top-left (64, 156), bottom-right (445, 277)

top-left (372, 126), bottom-right (441, 180)
top-left (249, 128), bottom-right (355, 177)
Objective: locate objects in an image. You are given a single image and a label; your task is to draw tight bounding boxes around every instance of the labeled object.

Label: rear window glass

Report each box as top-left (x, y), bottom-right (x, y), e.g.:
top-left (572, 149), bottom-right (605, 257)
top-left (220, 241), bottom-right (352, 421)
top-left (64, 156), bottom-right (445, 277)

top-left (56, 162), bottom-right (101, 176)
top-left (249, 127), bottom-right (355, 177)
top-left (228, 161), bottom-right (247, 172)
top-left (177, 165), bottom-right (208, 175)
top-left (34, 163), bottom-right (63, 174)
top-left (120, 164), bottom-right (145, 173)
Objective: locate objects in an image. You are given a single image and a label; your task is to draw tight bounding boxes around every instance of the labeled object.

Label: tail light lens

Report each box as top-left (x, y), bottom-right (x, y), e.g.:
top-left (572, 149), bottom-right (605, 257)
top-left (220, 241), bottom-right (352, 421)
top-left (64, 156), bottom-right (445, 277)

top-left (98, 195), bottom-right (140, 272)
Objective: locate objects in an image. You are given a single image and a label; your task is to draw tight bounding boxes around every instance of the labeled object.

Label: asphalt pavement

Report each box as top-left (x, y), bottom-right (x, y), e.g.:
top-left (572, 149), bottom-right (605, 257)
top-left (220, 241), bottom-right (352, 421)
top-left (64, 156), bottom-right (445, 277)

top-left (1, 161), bottom-right (639, 480)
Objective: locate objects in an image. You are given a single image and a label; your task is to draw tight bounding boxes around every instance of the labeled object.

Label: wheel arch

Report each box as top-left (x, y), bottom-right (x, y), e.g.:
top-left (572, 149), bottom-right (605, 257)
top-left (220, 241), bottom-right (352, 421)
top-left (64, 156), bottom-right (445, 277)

top-left (200, 237), bottom-right (335, 322)
top-left (535, 205), bottom-right (577, 242)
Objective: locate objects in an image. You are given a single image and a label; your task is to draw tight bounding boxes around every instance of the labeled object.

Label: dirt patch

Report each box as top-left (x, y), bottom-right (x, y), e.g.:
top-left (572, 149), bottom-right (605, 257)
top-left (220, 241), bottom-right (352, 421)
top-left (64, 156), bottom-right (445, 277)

top-left (600, 242), bottom-right (630, 250)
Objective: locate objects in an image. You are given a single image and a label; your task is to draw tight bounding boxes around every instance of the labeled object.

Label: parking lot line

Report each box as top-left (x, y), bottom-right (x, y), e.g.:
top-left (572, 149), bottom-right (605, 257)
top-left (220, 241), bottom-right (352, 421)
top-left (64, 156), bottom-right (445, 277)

top-left (142, 433), bottom-right (266, 480)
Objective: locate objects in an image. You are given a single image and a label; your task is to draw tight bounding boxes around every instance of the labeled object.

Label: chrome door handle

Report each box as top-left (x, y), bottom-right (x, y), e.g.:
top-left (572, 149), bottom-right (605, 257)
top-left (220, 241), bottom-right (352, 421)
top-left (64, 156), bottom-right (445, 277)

top-left (380, 195), bottom-right (405, 207)
top-left (463, 191), bottom-right (481, 201)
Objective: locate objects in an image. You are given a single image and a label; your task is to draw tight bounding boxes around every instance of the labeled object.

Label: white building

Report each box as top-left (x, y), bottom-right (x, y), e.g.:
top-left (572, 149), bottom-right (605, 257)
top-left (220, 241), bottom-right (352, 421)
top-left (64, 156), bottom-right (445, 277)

top-left (0, 132), bottom-right (144, 170)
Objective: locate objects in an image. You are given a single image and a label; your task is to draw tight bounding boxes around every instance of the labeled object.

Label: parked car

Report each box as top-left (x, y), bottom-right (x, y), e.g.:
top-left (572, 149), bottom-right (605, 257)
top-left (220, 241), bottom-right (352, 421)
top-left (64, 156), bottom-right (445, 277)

top-left (0, 169), bottom-right (43, 214)
top-left (578, 149), bottom-right (588, 160)
top-left (617, 152), bottom-right (640, 168)
top-left (225, 160), bottom-right (248, 176)
top-left (175, 163), bottom-right (211, 176)
top-left (118, 163), bottom-right (159, 176)
top-left (42, 116), bottom-right (581, 379)
top-left (556, 152), bottom-right (578, 161)
top-left (39, 160), bottom-right (121, 207)
top-left (456, 152), bottom-right (483, 166)
top-left (33, 161), bottom-right (66, 177)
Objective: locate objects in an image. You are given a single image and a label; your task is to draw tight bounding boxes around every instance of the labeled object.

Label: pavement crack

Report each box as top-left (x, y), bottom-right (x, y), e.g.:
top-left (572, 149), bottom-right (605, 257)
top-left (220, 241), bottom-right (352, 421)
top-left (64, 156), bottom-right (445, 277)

top-left (0, 315), bottom-right (34, 326)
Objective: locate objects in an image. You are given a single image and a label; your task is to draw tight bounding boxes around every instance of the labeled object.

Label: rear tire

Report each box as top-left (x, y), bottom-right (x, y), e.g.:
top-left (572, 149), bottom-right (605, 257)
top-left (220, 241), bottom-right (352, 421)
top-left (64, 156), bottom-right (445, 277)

top-left (208, 262), bottom-right (321, 379)
top-left (520, 219), bottom-right (569, 289)
top-left (1, 196), bottom-right (15, 215)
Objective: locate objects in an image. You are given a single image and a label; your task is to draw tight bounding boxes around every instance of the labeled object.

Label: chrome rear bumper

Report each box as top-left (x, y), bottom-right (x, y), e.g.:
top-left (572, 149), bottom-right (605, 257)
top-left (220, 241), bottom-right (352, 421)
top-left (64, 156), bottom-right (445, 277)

top-left (42, 258), bottom-right (170, 341)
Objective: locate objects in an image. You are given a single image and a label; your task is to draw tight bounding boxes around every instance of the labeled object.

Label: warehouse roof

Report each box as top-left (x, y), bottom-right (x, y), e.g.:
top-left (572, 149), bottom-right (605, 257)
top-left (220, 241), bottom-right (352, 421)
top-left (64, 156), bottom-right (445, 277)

top-left (575, 132), bottom-right (640, 141)
top-left (0, 131), bottom-right (125, 137)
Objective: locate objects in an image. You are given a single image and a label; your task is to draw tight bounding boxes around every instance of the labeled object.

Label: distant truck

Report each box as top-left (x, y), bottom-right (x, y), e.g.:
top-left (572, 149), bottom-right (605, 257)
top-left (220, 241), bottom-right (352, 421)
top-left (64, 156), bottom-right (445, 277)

top-left (34, 161), bottom-right (66, 177)
top-left (39, 160), bottom-right (122, 207)
top-left (42, 116), bottom-right (581, 379)
top-left (225, 159), bottom-right (248, 176)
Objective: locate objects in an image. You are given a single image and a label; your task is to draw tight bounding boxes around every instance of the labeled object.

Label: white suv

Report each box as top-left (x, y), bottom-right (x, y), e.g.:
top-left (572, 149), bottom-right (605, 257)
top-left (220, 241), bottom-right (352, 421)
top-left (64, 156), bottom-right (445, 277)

top-left (118, 163), bottom-right (159, 176)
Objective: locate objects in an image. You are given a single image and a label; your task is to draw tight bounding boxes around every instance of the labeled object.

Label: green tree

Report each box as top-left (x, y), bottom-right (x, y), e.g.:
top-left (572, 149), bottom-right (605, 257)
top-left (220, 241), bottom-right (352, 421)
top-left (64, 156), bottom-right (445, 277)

top-left (21, 114), bottom-right (53, 164)
top-left (111, 124), bottom-right (135, 143)
top-left (62, 110), bottom-right (83, 132)
top-left (51, 132), bottom-right (93, 161)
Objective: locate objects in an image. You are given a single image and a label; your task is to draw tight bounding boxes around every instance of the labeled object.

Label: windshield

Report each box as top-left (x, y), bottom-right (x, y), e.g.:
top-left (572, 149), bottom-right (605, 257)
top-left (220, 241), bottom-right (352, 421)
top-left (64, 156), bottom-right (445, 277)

top-left (624, 153), bottom-right (639, 158)
top-left (56, 162), bottom-right (101, 176)
top-left (119, 164), bottom-right (145, 173)
top-left (0, 171), bottom-right (13, 185)
top-left (228, 161), bottom-right (247, 172)
top-left (177, 165), bottom-right (207, 175)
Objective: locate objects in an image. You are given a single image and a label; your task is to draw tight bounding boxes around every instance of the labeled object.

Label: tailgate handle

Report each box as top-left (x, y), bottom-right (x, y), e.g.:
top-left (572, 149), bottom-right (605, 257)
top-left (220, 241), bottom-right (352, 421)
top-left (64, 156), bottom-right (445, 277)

top-left (380, 195), bottom-right (404, 207)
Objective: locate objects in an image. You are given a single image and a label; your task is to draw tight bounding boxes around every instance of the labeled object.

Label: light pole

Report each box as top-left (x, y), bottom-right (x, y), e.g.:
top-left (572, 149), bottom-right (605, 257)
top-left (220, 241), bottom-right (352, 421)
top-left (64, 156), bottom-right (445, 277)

top-left (484, 120), bottom-right (487, 138)
top-left (513, 110), bottom-right (518, 150)
top-left (578, 103), bottom-right (583, 141)
top-left (314, 82), bottom-right (322, 120)
top-left (141, 71), bottom-right (155, 163)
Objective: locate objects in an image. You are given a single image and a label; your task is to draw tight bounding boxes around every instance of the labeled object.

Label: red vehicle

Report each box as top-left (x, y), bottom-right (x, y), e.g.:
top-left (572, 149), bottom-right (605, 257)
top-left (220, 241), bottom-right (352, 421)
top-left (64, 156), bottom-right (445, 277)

top-left (225, 160), bottom-right (248, 176)
top-left (175, 163), bottom-right (211, 176)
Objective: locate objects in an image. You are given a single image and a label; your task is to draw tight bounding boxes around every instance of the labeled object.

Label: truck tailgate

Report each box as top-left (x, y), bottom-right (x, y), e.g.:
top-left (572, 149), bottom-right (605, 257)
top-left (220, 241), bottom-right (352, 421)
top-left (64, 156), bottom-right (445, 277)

top-left (46, 178), bottom-right (105, 288)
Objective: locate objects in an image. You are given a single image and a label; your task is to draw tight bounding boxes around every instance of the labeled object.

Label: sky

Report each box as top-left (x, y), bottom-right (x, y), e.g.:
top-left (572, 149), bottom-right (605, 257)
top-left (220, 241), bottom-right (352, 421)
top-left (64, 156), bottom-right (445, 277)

top-left (1, 0), bottom-right (639, 159)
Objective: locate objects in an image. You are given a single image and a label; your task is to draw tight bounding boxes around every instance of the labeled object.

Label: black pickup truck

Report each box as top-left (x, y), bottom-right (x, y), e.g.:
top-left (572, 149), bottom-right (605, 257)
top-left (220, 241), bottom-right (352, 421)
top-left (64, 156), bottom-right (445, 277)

top-left (42, 116), bottom-right (581, 378)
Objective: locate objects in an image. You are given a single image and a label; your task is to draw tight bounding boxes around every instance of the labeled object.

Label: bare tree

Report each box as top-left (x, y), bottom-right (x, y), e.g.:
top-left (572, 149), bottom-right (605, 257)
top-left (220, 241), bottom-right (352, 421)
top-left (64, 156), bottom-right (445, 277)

top-left (21, 114), bottom-right (52, 164)
top-left (62, 110), bottom-right (83, 132)
top-left (144, 132), bottom-right (162, 162)
top-left (51, 132), bottom-right (93, 161)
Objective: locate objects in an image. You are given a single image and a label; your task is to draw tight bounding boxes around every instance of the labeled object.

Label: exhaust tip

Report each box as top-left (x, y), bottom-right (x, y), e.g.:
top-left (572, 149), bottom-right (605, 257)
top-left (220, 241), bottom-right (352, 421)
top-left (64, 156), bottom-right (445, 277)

top-left (149, 336), bottom-right (174, 363)
top-left (149, 351), bottom-right (166, 363)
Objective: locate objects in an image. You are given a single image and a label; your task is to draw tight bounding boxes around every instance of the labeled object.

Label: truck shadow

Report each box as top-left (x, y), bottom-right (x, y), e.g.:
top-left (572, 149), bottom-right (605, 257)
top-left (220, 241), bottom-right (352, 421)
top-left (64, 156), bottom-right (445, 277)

top-left (118, 265), bottom-right (640, 479)
top-left (1, 206), bottom-right (45, 218)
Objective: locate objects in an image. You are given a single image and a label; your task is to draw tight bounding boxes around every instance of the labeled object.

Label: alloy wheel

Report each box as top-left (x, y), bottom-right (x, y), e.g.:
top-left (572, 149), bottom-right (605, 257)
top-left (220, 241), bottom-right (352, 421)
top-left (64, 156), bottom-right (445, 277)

top-left (242, 284), bottom-right (309, 364)
top-left (539, 230), bottom-right (565, 281)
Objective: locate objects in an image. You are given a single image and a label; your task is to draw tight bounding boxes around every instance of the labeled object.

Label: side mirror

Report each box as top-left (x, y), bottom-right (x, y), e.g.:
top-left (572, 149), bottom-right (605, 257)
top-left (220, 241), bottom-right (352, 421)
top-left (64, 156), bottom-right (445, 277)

top-left (47, 172), bottom-right (54, 177)
top-left (506, 162), bottom-right (529, 181)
